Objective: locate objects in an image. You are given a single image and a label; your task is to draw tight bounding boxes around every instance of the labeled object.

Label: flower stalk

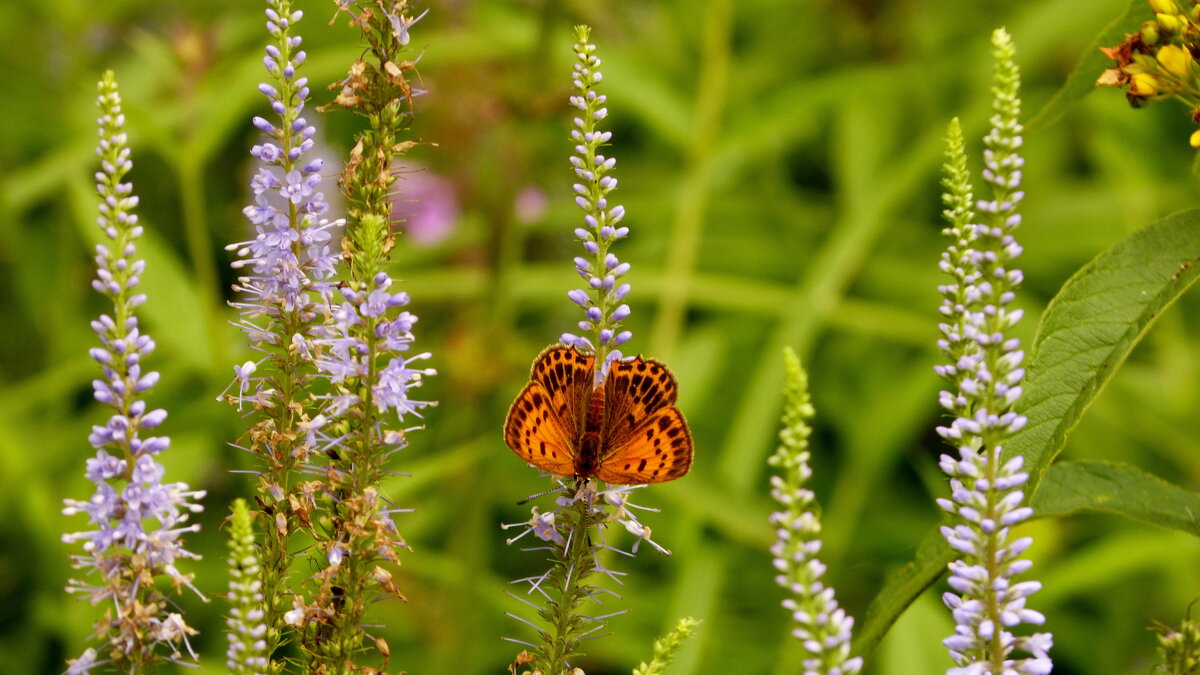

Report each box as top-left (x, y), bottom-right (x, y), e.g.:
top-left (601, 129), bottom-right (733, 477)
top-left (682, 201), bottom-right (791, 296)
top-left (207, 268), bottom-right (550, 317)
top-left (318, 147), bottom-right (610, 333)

top-left (63, 70), bottom-right (206, 674)
top-left (222, 1), bottom-right (340, 670)
top-left (285, 2), bottom-right (435, 670)
top-left (227, 498), bottom-right (270, 675)
top-left (505, 27), bottom-right (670, 675)
top-left (768, 348), bottom-right (862, 675)
top-left (560, 25), bottom-right (633, 386)
top-left (934, 28), bottom-right (1052, 675)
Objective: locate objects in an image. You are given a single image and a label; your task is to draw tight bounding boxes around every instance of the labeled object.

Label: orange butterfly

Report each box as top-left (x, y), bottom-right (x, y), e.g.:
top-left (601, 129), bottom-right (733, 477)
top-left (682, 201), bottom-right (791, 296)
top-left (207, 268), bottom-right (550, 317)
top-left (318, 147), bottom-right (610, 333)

top-left (504, 345), bottom-right (693, 485)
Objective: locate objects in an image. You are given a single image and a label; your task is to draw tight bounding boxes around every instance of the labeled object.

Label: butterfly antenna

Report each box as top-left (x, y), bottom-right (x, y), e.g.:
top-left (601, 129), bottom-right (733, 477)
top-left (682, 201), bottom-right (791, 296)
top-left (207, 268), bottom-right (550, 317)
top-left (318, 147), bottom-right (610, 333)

top-left (515, 482), bottom-right (568, 506)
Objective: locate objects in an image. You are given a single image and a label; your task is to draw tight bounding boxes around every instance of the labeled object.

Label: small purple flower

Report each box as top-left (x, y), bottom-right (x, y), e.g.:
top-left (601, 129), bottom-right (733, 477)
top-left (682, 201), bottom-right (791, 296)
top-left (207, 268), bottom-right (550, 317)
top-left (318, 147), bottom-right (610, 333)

top-left (392, 163), bottom-right (461, 245)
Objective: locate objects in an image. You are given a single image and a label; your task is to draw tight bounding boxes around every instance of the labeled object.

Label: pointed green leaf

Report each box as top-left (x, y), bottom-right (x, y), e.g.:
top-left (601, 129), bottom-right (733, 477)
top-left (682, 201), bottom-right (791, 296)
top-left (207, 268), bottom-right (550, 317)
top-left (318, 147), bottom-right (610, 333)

top-left (1026, 0), bottom-right (1152, 133)
top-left (1010, 207), bottom-right (1200, 487)
top-left (855, 207), bottom-right (1200, 656)
top-left (1033, 460), bottom-right (1200, 535)
top-left (852, 526), bottom-right (954, 658)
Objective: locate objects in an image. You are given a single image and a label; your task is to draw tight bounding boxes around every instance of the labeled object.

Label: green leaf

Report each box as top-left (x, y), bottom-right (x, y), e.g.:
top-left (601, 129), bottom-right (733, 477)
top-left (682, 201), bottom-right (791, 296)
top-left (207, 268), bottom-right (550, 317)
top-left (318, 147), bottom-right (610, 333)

top-left (1033, 459), bottom-right (1200, 536)
top-left (854, 207), bottom-right (1200, 656)
top-left (1025, 0), bottom-right (1152, 133)
top-left (1011, 207), bottom-right (1200, 488)
top-left (852, 526), bottom-right (954, 658)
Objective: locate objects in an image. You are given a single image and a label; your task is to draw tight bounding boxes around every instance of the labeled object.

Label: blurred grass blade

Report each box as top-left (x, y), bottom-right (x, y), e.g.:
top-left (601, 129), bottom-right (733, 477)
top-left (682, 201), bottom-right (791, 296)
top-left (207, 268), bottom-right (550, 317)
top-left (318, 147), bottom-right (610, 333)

top-left (1033, 459), bottom-right (1200, 535)
top-left (1025, 0), bottom-right (1151, 132)
top-left (855, 207), bottom-right (1200, 655)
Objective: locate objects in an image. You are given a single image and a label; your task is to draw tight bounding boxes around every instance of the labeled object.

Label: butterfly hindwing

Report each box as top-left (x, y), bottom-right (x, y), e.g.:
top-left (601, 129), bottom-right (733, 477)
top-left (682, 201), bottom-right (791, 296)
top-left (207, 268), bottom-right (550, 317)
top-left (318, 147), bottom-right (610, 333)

top-left (504, 381), bottom-right (578, 476)
top-left (596, 356), bottom-right (692, 485)
top-left (594, 407), bottom-right (693, 484)
top-left (600, 356), bottom-right (678, 450)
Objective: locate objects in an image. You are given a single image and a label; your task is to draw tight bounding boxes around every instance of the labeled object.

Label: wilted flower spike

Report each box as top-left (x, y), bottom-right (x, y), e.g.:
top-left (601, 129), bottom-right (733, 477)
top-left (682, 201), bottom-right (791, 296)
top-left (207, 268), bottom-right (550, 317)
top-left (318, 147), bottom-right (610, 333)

top-left (935, 28), bottom-right (1052, 675)
top-left (767, 348), bottom-right (863, 675)
top-left (63, 70), bottom-right (205, 674)
top-left (301, 2), bottom-right (436, 670)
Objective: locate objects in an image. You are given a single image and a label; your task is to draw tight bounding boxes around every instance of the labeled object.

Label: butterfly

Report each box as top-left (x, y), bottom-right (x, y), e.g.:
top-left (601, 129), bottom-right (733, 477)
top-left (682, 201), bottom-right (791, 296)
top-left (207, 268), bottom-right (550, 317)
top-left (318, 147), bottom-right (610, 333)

top-left (504, 344), bottom-right (693, 485)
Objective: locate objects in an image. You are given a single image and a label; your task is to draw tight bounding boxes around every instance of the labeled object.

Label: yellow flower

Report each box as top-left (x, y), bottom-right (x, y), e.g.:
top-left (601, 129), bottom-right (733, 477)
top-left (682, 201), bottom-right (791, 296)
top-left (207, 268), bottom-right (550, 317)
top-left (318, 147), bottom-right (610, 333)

top-left (1159, 13), bottom-right (1181, 32)
top-left (1132, 72), bottom-right (1161, 95)
top-left (1190, 129), bottom-right (1200, 148)
top-left (1150, 0), bottom-right (1179, 14)
top-left (1158, 44), bottom-right (1194, 76)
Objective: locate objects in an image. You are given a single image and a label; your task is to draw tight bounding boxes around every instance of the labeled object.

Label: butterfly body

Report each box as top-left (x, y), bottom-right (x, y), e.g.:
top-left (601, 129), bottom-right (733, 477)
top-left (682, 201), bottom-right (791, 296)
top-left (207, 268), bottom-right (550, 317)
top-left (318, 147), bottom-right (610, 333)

top-left (504, 345), bottom-right (693, 485)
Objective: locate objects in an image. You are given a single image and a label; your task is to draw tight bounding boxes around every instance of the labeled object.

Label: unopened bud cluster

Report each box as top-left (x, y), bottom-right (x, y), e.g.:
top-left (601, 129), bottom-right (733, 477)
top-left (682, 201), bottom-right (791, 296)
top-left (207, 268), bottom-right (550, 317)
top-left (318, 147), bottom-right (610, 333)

top-left (1098, 0), bottom-right (1200, 145)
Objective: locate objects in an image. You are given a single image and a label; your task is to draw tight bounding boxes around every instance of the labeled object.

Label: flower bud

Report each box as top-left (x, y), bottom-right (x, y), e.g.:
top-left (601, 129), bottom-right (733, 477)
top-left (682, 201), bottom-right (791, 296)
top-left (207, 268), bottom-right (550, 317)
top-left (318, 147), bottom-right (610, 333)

top-left (1141, 21), bottom-right (1160, 46)
top-left (1131, 72), bottom-right (1161, 95)
top-left (1189, 129), bottom-right (1200, 148)
top-left (1157, 44), bottom-right (1193, 76)
top-left (1150, 0), bottom-right (1178, 14)
top-left (1158, 13), bottom-right (1181, 33)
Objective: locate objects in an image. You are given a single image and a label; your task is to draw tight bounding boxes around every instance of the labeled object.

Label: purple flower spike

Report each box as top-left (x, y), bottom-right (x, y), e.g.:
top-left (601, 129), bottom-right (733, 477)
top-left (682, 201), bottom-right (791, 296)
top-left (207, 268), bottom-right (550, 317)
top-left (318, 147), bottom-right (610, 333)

top-left (935, 29), bottom-right (1051, 674)
top-left (566, 25), bottom-right (636, 384)
top-left (62, 70), bottom-right (205, 674)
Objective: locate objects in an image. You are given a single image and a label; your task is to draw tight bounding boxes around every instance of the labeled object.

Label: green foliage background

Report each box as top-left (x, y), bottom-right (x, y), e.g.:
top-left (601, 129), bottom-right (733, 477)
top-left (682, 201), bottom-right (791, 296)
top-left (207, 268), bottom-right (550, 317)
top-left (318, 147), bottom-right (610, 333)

top-left (2, 0), bottom-right (1200, 673)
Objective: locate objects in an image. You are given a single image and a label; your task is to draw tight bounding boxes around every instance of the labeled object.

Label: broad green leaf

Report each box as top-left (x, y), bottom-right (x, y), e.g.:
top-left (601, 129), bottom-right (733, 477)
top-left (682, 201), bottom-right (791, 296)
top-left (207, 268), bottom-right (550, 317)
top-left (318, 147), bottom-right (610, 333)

top-left (1033, 459), bottom-right (1200, 536)
top-left (1011, 207), bottom-right (1200, 487)
top-left (855, 207), bottom-right (1200, 655)
top-left (1025, 0), bottom-right (1152, 133)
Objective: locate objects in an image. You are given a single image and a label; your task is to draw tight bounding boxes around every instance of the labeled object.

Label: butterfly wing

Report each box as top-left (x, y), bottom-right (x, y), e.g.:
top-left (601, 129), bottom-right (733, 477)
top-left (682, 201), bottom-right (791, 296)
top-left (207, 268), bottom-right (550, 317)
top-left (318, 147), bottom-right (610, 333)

top-left (503, 345), bottom-right (595, 476)
top-left (530, 345), bottom-right (595, 431)
top-left (595, 356), bottom-right (693, 485)
top-left (504, 381), bottom-right (577, 476)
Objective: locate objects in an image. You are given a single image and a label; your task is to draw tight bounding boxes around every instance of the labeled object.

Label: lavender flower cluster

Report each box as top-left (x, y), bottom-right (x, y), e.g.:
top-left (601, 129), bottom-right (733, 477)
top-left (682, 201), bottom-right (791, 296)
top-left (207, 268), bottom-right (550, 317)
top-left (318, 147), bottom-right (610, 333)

top-left (768, 349), bottom-right (862, 675)
top-left (62, 71), bottom-right (205, 674)
top-left (315, 271), bottom-right (435, 425)
top-left (934, 28), bottom-right (1052, 675)
top-left (561, 27), bottom-right (632, 378)
top-left (225, 0), bottom-right (341, 410)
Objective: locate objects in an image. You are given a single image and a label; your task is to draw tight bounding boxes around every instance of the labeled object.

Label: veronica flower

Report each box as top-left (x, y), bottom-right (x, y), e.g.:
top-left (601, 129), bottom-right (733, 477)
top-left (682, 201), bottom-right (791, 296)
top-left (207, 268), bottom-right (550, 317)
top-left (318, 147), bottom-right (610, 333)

top-left (284, 2), bottom-right (435, 669)
top-left (560, 26), bottom-right (633, 384)
top-left (504, 26), bottom-right (682, 674)
top-left (768, 348), bottom-right (862, 675)
top-left (62, 70), bottom-right (205, 674)
top-left (221, 1), bottom-right (340, 667)
top-left (934, 28), bottom-right (1052, 675)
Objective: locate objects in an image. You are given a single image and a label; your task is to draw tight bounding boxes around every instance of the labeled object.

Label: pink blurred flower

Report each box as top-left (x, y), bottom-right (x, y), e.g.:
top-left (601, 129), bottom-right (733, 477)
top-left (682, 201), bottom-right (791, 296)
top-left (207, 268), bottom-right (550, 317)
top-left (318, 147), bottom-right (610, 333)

top-left (393, 164), bottom-right (459, 245)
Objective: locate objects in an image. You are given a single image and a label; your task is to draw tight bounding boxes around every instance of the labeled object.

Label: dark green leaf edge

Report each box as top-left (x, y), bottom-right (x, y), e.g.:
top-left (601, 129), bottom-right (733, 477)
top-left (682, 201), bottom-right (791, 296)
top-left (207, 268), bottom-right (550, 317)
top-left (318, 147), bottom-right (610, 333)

top-left (1025, 0), bottom-right (1152, 133)
top-left (853, 207), bottom-right (1200, 655)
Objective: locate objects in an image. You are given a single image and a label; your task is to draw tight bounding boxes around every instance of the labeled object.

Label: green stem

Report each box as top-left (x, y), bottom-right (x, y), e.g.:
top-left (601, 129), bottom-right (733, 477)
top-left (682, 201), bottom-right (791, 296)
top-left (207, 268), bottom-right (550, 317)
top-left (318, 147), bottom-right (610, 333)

top-left (543, 493), bottom-right (596, 674)
top-left (649, 0), bottom-right (732, 360)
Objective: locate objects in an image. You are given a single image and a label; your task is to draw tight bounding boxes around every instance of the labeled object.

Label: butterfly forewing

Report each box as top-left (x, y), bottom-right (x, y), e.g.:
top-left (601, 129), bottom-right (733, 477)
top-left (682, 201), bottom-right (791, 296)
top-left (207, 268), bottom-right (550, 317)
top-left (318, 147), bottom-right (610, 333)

top-left (504, 381), bottom-right (577, 476)
top-left (530, 345), bottom-right (595, 439)
top-left (600, 357), bottom-right (678, 448)
top-left (595, 357), bottom-right (693, 485)
top-left (503, 345), bottom-right (595, 476)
